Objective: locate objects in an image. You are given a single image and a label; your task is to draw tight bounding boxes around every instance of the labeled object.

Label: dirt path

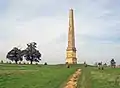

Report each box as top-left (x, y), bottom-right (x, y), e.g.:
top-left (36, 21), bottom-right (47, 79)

top-left (64, 69), bottom-right (81, 88)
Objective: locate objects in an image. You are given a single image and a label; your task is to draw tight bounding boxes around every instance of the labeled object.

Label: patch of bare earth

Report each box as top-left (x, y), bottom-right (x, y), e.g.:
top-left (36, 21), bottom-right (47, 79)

top-left (64, 69), bottom-right (81, 88)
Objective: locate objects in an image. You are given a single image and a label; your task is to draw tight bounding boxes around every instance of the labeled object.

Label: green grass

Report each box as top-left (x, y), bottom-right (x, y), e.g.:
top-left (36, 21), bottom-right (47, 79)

top-left (1, 64), bottom-right (120, 88)
top-left (77, 66), bottom-right (120, 88)
top-left (0, 64), bottom-right (80, 88)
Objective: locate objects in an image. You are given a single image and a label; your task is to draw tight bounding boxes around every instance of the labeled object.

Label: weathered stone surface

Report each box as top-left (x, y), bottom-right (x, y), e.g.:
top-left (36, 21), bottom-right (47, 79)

top-left (66, 9), bottom-right (77, 64)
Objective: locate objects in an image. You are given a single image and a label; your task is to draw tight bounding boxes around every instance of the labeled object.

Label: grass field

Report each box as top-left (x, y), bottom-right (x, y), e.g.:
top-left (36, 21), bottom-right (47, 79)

top-left (78, 65), bottom-right (120, 88)
top-left (0, 64), bottom-right (80, 88)
top-left (0, 64), bottom-right (120, 88)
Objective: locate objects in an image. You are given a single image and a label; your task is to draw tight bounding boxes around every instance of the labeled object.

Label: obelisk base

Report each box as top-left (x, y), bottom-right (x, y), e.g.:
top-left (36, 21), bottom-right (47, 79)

top-left (66, 48), bottom-right (77, 64)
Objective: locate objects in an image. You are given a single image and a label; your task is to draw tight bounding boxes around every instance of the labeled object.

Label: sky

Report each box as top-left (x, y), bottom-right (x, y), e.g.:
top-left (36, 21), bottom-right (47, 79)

top-left (0, 0), bottom-right (120, 65)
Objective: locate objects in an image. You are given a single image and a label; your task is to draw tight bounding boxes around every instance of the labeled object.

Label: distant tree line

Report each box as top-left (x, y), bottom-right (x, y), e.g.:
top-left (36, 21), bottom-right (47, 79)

top-left (6, 42), bottom-right (41, 64)
top-left (95, 58), bottom-right (116, 69)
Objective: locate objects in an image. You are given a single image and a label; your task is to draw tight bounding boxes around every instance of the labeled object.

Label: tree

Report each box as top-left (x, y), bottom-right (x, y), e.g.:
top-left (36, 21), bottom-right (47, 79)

top-left (110, 59), bottom-right (116, 68)
top-left (21, 42), bottom-right (41, 64)
top-left (104, 63), bottom-right (107, 67)
top-left (84, 61), bottom-right (87, 67)
top-left (98, 62), bottom-right (103, 70)
top-left (6, 47), bottom-right (23, 64)
top-left (0, 60), bottom-right (3, 64)
top-left (44, 62), bottom-right (47, 65)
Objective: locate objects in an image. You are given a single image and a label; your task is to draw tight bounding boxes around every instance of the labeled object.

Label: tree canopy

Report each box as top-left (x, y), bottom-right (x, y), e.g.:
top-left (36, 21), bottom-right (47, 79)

top-left (110, 59), bottom-right (116, 68)
top-left (6, 47), bottom-right (22, 64)
top-left (21, 42), bottom-right (41, 64)
top-left (6, 42), bottom-right (41, 64)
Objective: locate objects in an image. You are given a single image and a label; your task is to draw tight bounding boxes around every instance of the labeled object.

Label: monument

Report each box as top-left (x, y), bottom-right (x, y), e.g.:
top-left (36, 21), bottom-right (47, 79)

top-left (66, 9), bottom-right (77, 64)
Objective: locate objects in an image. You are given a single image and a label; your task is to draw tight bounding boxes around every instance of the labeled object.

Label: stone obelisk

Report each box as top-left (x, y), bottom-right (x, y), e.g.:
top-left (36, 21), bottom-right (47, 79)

top-left (66, 9), bottom-right (77, 64)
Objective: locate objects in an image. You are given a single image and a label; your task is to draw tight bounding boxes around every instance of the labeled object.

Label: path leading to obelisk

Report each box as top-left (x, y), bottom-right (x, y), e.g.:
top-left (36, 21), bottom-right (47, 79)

top-left (64, 69), bottom-right (81, 88)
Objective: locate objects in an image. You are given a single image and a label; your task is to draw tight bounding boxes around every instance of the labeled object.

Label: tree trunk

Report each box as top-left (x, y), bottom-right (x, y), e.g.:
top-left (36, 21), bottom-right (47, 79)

top-left (15, 60), bottom-right (18, 64)
top-left (30, 60), bottom-right (33, 64)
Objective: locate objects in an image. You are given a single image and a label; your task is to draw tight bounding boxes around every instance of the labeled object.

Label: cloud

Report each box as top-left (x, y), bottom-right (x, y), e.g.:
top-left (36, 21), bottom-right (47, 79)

top-left (0, 0), bottom-right (120, 64)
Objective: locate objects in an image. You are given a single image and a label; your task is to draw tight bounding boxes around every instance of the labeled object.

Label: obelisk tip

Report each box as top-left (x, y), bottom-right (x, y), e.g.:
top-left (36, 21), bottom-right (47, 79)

top-left (69, 8), bottom-right (73, 11)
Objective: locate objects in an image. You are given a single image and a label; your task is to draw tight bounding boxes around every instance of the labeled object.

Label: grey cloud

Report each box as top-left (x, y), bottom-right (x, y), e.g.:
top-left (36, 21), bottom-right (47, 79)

top-left (1, 0), bottom-right (120, 64)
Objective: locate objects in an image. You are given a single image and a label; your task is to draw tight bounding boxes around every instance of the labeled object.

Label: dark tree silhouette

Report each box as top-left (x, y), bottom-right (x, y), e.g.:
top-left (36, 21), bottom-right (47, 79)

top-left (84, 61), bottom-right (87, 67)
top-left (44, 62), bottom-right (47, 65)
top-left (0, 60), bottom-right (3, 64)
top-left (104, 63), bottom-right (107, 67)
top-left (98, 62), bottom-right (103, 70)
top-left (21, 42), bottom-right (41, 64)
top-left (110, 59), bottom-right (116, 68)
top-left (6, 47), bottom-right (23, 64)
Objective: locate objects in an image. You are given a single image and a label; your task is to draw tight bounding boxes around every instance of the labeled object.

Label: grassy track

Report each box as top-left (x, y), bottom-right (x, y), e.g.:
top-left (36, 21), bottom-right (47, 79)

top-left (77, 66), bottom-right (120, 88)
top-left (0, 64), bottom-right (80, 88)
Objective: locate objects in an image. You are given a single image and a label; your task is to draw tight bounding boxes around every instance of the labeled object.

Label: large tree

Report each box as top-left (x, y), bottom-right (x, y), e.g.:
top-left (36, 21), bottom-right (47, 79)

top-left (6, 47), bottom-right (23, 64)
top-left (110, 59), bottom-right (116, 68)
top-left (21, 42), bottom-right (41, 64)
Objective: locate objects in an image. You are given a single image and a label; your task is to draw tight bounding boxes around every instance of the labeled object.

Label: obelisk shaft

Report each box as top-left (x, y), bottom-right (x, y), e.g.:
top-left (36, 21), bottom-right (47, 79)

top-left (66, 9), bottom-right (77, 64)
top-left (68, 9), bottom-right (75, 49)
